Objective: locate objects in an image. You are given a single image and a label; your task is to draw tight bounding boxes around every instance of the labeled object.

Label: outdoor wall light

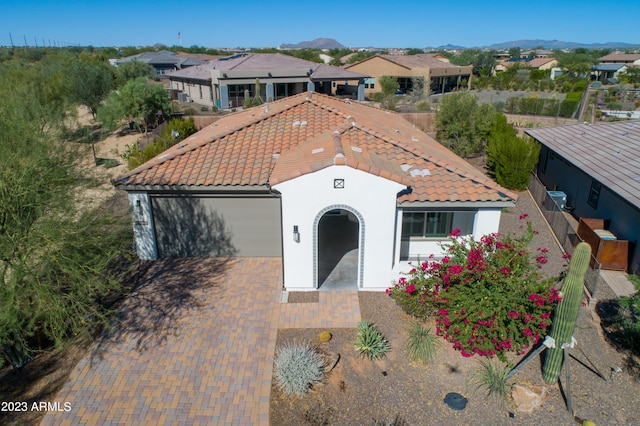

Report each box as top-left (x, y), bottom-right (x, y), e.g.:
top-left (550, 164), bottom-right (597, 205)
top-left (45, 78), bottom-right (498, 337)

top-left (136, 200), bottom-right (143, 216)
top-left (293, 225), bottom-right (300, 243)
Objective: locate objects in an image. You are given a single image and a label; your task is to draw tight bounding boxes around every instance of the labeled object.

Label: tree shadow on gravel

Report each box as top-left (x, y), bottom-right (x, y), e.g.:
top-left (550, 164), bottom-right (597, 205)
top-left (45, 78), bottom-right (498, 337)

top-left (90, 256), bottom-right (233, 363)
top-left (595, 298), bottom-right (640, 380)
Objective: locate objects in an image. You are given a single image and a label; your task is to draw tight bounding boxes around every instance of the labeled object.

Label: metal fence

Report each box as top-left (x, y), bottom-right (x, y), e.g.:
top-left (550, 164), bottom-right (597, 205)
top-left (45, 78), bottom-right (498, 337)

top-left (529, 174), bottom-right (601, 297)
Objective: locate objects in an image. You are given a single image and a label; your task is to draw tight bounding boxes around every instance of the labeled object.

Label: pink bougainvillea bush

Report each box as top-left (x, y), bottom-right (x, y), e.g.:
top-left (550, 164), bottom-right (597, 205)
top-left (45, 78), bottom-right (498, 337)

top-left (388, 218), bottom-right (563, 362)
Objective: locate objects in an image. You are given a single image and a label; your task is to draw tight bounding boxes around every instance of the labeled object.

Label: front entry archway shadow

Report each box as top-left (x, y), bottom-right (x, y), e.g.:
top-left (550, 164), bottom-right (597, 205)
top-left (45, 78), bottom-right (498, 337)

top-left (317, 210), bottom-right (359, 290)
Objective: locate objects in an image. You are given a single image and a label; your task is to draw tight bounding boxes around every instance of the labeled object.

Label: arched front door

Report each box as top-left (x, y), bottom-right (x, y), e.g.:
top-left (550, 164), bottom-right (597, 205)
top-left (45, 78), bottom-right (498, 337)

top-left (316, 208), bottom-right (360, 290)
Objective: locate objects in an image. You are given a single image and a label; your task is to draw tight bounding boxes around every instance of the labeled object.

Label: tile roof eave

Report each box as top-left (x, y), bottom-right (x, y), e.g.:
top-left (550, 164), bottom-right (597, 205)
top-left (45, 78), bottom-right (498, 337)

top-left (113, 183), bottom-right (273, 193)
top-left (397, 199), bottom-right (517, 208)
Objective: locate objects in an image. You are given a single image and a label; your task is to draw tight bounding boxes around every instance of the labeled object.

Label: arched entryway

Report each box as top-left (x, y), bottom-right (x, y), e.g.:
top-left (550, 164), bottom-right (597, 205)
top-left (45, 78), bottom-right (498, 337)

top-left (314, 206), bottom-right (363, 290)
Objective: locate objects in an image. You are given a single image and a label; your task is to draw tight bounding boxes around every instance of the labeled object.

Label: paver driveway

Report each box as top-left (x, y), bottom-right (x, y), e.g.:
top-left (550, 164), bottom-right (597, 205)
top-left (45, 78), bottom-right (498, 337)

top-left (42, 257), bottom-right (360, 425)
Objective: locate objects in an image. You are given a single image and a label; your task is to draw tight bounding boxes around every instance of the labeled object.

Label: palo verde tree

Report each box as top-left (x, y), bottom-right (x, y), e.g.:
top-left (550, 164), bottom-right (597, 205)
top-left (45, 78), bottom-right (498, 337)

top-left (98, 77), bottom-right (171, 134)
top-left (0, 57), bottom-right (132, 367)
top-left (486, 113), bottom-right (540, 190)
top-left (67, 60), bottom-right (115, 118)
top-left (435, 91), bottom-right (496, 157)
top-left (114, 59), bottom-right (155, 86)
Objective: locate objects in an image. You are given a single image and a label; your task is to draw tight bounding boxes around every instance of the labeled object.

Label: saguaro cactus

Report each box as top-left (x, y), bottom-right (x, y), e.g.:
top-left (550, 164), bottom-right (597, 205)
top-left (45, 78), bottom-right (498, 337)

top-left (542, 242), bottom-right (592, 384)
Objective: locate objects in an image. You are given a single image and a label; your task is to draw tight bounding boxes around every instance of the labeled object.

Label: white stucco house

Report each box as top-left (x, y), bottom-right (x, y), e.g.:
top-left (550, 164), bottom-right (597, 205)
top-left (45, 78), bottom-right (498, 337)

top-left (113, 92), bottom-right (516, 291)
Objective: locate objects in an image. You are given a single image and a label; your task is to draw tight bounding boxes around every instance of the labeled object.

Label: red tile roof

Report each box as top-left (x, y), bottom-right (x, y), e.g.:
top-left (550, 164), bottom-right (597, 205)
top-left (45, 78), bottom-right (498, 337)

top-left (114, 93), bottom-right (516, 204)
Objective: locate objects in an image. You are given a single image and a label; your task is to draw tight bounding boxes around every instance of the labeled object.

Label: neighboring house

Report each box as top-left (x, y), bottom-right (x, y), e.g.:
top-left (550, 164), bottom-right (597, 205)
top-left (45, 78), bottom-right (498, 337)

top-left (344, 54), bottom-right (473, 96)
top-left (114, 50), bottom-right (206, 78)
top-left (599, 53), bottom-right (640, 67)
top-left (591, 63), bottom-right (628, 82)
top-left (526, 120), bottom-right (640, 274)
top-left (522, 49), bottom-right (554, 58)
top-left (494, 57), bottom-right (558, 74)
top-left (167, 53), bottom-right (369, 109)
top-left (113, 92), bottom-right (516, 291)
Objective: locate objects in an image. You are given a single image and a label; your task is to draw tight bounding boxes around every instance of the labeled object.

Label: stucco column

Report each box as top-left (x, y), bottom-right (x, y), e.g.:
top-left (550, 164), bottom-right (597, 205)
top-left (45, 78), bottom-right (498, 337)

top-left (219, 85), bottom-right (229, 109)
top-left (266, 83), bottom-right (274, 102)
top-left (357, 80), bottom-right (365, 101)
top-left (128, 192), bottom-right (158, 260)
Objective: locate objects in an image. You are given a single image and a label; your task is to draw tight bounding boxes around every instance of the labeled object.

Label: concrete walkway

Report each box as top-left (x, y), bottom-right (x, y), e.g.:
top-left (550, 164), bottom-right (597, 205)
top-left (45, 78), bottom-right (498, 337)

top-left (42, 257), bottom-right (361, 425)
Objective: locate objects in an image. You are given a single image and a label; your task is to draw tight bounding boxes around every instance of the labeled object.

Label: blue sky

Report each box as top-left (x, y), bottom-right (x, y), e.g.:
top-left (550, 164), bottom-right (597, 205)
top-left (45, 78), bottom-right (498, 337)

top-left (2, 0), bottom-right (638, 49)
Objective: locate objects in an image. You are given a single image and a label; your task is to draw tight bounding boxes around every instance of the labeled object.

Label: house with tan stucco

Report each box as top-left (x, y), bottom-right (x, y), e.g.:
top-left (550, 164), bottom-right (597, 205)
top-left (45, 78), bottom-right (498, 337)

top-left (344, 54), bottom-right (473, 97)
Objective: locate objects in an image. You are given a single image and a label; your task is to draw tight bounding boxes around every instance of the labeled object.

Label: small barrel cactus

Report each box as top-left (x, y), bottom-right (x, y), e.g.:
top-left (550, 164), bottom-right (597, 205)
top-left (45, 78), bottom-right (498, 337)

top-left (542, 242), bottom-right (591, 384)
top-left (319, 331), bottom-right (332, 343)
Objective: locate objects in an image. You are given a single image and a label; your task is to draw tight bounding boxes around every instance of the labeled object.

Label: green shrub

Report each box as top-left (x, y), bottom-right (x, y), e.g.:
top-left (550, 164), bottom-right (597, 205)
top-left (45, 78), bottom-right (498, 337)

top-left (615, 274), bottom-right (640, 353)
top-left (183, 107), bottom-right (197, 116)
top-left (486, 113), bottom-right (540, 190)
top-left (354, 321), bottom-right (390, 360)
top-left (505, 97), bottom-right (519, 114)
top-left (372, 92), bottom-right (384, 102)
top-left (200, 106), bottom-right (209, 112)
top-left (468, 359), bottom-right (512, 400)
top-left (274, 341), bottom-right (325, 395)
top-left (123, 117), bottom-right (198, 169)
top-left (565, 91), bottom-right (583, 102)
top-left (559, 99), bottom-right (578, 118)
top-left (573, 79), bottom-right (588, 92)
top-left (405, 322), bottom-right (440, 363)
top-left (102, 158), bottom-right (120, 169)
top-left (415, 99), bottom-right (431, 111)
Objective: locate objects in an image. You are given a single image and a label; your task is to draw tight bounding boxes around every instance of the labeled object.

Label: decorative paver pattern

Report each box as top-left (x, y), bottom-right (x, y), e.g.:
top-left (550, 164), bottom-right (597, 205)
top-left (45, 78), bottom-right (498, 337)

top-left (41, 257), bottom-right (361, 425)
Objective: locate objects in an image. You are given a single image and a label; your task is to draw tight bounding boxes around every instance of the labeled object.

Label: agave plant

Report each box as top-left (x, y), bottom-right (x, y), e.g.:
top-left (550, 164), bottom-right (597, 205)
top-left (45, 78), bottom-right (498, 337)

top-left (354, 320), bottom-right (390, 360)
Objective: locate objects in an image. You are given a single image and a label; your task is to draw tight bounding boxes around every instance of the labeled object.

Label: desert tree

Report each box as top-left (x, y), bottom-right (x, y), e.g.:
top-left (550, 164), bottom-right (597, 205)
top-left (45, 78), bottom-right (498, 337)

top-left (67, 60), bottom-right (115, 118)
top-left (115, 59), bottom-right (155, 86)
top-left (435, 91), bottom-right (496, 157)
top-left (98, 77), bottom-right (171, 134)
top-left (0, 57), bottom-right (132, 366)
top-left (486, 113), bottom-right (540, 190)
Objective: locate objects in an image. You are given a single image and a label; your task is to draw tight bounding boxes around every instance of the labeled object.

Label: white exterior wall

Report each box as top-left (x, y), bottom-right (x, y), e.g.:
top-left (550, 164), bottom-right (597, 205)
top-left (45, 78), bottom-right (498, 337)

top-left (128, 192), bottom-right (158, 260)
top-left (273, 166), bottom-right (405, 291)
top-left (472, 208), bottom-right (502, 238)
top-left (391, 207), bottom-right (503, 281)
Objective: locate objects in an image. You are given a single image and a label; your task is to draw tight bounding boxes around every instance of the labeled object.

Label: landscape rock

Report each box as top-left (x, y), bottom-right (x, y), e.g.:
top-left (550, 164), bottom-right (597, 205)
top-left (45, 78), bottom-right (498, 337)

top-left (512, 384), bottom-right (549, 413)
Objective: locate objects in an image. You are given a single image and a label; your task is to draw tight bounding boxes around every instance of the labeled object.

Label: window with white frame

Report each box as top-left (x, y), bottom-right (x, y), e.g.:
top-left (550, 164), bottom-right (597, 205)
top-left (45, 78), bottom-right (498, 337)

top-left (401, 210), bottom-right (475, 238)
top-left (402, 212), bottom-right (453, 238)
top-left (364, 78), bottom-right (375, 89)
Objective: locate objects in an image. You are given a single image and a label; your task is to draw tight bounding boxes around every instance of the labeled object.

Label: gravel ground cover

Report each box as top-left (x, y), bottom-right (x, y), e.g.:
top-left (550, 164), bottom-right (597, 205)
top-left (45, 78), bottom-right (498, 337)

top-left (270, 191), bottom-right (640, 425)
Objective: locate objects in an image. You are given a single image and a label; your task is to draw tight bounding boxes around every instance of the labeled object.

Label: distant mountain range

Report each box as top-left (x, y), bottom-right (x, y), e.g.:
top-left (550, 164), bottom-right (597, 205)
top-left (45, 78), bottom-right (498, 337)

top-left (279, 37), bottom-right (638, 51)
top-left (279, 38), bottom-right (345, 49)
top-left (480, 39), bottom-right (639, 50)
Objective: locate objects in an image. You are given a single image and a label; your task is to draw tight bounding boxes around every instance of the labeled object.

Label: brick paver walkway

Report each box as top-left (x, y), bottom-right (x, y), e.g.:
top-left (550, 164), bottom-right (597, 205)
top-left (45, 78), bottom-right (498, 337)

top-left (42, 257), bottom-right (361, 425)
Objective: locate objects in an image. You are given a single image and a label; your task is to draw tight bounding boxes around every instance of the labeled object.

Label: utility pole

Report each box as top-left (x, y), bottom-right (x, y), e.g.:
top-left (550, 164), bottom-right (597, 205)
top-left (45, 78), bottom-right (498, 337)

top-left (9, 32), bottom-right (14, 51)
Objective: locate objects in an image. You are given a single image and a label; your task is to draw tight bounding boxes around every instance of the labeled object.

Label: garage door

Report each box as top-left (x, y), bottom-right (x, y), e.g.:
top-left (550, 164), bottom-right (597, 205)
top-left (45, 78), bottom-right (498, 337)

top-left (152, 194), bottom-right (282, 257)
